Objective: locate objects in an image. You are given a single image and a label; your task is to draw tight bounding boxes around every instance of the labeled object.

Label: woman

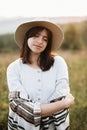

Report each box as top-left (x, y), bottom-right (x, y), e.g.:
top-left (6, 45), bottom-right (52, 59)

top-left (7, 20), bottom-right (74, 130)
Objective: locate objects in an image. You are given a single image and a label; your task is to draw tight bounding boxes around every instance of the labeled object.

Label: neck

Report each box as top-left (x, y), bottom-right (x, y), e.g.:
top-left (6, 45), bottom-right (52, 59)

top-left (29, 52), bottom-right (40, 67)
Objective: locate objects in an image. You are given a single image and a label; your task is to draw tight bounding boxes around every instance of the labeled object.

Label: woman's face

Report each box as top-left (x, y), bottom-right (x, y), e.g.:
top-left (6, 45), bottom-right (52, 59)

top-left (27, 29), bottom-right (48, 54)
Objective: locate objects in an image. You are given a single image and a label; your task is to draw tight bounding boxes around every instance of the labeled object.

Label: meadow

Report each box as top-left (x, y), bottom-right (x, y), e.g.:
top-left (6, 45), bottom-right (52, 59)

top-left (0, 50), bottom-right (87, 130)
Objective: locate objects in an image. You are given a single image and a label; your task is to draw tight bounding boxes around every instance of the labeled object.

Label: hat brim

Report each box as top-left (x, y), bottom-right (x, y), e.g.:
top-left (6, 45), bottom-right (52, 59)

top-left (14, 21), bottom-right (64, 52)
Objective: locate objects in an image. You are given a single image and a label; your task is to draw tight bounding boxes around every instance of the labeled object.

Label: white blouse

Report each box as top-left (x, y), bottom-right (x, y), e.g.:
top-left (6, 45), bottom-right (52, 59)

top-left (7, 55), bottom-right (70, 104)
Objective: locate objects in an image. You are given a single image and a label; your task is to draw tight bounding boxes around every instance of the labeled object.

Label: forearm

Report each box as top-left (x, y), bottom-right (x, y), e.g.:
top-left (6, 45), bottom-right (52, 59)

top-left (41, 94), bottom-right (74, 117)
top-left (41, 99), bottom-right (66, 117)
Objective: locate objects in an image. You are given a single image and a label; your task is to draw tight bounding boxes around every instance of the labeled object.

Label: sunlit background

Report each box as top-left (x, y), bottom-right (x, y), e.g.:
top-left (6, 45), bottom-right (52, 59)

top-left (0, 0), bottom-right (87, 34)
top-left (0, 0), bottom-right (87, 18)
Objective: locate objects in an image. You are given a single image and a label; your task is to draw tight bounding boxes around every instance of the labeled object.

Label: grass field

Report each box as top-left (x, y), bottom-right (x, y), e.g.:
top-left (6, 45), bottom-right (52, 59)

top-left (0, 50), bottom-right (87, 130)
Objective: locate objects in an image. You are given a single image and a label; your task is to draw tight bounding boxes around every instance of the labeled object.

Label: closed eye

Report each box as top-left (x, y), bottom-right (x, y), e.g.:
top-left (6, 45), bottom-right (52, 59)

top-left (43, 37), bottom-right (48, 42)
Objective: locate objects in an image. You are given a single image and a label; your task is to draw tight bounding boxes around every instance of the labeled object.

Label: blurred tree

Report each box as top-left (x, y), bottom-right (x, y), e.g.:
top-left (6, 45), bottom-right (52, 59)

top-left (62, 23), bottom-right (82, 50)
top-left (0, 34), bottom-right (19, 52)
top-left (80, 21), bottom-right (87, 48)
top-left (0, 37), bottom-right (4, 52)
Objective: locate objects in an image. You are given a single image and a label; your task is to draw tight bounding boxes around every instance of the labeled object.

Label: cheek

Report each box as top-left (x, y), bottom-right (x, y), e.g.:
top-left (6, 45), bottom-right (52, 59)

top-left (27, 39), bottom-right (32, 47)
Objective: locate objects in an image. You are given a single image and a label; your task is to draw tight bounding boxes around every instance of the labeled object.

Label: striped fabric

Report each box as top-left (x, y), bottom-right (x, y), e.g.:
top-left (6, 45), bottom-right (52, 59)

top-left (8, 91), bottom-right (69, 130)
top-left (9, 99), bottom-right (41, 126)
top-left (41, 109), bottom-right (69, 129)
top-left (8, 108), bottom-right (41, 130)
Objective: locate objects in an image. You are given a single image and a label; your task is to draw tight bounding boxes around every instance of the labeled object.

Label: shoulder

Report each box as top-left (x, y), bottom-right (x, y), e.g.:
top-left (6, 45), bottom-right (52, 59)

top-left (7, 58), bottom-right (22, 72)
top-left (53, 55), bottom-right (68, 69)
top-left (54, 55), bottom-right (66, 64)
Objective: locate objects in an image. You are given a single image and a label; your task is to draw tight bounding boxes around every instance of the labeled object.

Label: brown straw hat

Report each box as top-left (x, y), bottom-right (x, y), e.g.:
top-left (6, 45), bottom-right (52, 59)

top-left (14, 20), bottom-right (64, 52)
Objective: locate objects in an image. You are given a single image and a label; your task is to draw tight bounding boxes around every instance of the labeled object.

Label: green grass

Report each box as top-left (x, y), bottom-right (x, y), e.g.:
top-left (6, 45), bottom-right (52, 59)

top-left (60, 50), bottom-right (87, 130)
top-left (0, 52), bottom-right (19, 130)
top-left (0, 50), bottom-right (87, 130)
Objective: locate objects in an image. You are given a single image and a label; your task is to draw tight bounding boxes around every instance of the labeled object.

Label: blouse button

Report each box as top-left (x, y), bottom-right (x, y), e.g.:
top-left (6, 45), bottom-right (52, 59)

top-left (37, 70), bottom-right (40, 73)
top-left (38, 88), bottom-right (41, 91)
top-left (38, 98), bottom-right (41, 101)
top-left (38, 79), bottom-right (41, 82)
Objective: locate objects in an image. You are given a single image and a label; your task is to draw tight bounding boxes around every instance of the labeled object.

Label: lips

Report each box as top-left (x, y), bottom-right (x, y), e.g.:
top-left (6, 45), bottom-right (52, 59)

top-left (33, 44), bottom-right (42, 49)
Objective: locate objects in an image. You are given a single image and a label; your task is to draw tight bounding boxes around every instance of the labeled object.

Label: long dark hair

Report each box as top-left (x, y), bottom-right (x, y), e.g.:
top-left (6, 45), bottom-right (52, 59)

top-left (20, 26), bottom-right (54, 71)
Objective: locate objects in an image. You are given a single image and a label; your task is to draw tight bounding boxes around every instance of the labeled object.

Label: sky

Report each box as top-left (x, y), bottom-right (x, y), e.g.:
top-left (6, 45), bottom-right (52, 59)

top-left (0, 0), bottom-right (87, 18)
